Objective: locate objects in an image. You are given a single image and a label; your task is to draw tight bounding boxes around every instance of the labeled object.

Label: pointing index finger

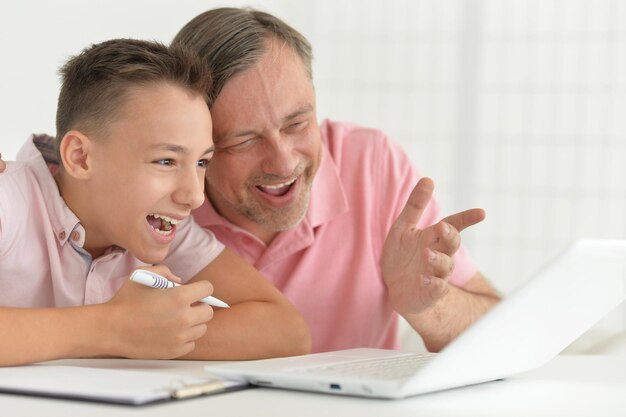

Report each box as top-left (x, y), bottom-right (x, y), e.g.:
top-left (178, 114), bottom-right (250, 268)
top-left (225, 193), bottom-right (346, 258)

top-left (442, 208), bottom-right (486, 233)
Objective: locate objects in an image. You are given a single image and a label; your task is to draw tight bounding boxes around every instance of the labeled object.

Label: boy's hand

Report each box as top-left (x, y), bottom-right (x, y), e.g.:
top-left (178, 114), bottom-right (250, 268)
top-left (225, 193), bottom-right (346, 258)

top-left (103, 265), bottom-right (214, 359)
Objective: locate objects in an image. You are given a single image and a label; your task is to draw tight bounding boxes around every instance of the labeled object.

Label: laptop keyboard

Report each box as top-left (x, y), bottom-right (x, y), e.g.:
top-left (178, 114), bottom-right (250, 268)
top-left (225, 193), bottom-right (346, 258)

top-left (287, 353), bottom-right (437, 380)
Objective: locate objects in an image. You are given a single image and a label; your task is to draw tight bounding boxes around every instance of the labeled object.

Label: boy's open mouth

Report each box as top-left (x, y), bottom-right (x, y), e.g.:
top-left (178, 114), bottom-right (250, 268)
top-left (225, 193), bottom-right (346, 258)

top-left (146, 214), bottom-right (180, 236)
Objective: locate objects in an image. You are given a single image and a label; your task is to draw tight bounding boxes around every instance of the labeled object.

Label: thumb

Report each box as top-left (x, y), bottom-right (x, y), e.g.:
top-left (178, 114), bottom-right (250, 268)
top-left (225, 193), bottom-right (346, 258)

top-left (395, 177), bottom-right (434, 227)
top-left (179, 280), bottom-right (214, 304)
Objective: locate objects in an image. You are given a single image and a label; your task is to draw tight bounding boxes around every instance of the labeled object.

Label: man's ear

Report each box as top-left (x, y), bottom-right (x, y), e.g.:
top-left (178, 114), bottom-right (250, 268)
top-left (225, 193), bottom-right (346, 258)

top-left (58, 130), bottom-right (93, 179)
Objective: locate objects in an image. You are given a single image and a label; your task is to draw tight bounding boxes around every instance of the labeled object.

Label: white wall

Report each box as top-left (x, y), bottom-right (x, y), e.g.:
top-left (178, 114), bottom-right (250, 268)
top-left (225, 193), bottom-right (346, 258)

top-left (2, 0), bottom-right (625, 345)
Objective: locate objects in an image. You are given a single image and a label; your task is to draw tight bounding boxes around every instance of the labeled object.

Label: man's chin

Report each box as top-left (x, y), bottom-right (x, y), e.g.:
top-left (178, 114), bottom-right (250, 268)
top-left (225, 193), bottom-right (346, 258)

top-left (245, 206), bottom-right (308, 232)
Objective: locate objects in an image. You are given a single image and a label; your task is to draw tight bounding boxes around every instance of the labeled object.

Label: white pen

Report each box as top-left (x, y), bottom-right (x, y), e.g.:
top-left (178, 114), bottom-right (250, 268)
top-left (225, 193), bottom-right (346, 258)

top-left (130, 269), bottom-right (230, 308)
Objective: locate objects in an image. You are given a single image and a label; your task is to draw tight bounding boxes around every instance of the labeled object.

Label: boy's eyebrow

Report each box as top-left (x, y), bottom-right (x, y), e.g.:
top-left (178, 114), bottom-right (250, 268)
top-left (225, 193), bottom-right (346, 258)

top-left (149, 143), bottom-right (214, 155)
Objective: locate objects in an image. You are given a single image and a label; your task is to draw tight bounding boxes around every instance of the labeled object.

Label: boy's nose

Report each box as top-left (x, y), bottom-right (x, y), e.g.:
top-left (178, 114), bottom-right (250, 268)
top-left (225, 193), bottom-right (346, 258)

top-left (174, 169), bottom-right (205, 209)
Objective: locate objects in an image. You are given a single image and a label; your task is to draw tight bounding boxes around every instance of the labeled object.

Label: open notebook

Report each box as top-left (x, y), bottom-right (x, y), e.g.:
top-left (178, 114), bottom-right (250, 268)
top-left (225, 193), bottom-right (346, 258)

top-left (205, 239), bottom-right (626, 399)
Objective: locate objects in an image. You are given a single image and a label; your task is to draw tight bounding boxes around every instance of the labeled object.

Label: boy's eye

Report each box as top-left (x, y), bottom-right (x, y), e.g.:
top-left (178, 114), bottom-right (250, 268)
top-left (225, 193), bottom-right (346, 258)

top-left (154, 159), bottom-right (174, 166)
top-left (197, 159), bottom-right (209, 168)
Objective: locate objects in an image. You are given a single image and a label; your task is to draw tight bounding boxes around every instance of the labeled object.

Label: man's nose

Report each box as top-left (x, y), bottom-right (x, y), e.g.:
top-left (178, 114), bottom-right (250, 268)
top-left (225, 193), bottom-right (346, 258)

top-left (261, 134), bottom-right (298, 177)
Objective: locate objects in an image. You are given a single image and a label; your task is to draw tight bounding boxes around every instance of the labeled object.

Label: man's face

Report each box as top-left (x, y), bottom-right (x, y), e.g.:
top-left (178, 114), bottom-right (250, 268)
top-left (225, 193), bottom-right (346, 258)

top-left (82, 84), bottom-right (213, 263)
top-left (206, 39), bottom-right (322, 242)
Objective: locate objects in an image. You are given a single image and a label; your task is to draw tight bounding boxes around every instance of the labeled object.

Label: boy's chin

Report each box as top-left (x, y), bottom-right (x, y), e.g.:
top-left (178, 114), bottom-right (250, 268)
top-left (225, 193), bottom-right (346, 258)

top-left (133, 247), bottom-right (169, 265)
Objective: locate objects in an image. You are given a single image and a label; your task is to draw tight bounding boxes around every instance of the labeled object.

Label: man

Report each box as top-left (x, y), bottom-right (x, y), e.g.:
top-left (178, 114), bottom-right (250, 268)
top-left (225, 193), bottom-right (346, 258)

top-left (1, 8), bottom-right (500, 354)
top-left (173, 8), bottom-right (501, 353)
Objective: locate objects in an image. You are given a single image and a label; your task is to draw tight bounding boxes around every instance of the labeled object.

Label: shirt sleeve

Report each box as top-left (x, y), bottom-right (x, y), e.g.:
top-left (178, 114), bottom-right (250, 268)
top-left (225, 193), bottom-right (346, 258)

top-left (0, 183), bottom-right (5, 259)
top-left (160, 216), bottom-right (225, 283)
top-left (0, 169), bottom-right (13, 261)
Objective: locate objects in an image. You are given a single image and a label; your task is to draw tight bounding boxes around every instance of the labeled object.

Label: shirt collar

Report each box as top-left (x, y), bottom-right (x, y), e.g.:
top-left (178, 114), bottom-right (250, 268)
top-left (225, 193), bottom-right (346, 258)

top-left (193, 141), bottom-right (349, 233)
top-left (305, 142), bottom-right (349, 227)
top-left (16, 134), bottom-right (127, 255)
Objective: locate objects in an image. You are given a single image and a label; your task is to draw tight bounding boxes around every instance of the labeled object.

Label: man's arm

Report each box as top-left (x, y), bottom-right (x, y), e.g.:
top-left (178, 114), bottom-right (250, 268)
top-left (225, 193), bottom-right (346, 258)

top-left (404, 272), bottom-right (500, 352)
top-left (180, 247), bottom-right (312, 360)
top-left (0, 267), bottom-right (214, 366)
top-left (382, 177), bottom-right (501, 352)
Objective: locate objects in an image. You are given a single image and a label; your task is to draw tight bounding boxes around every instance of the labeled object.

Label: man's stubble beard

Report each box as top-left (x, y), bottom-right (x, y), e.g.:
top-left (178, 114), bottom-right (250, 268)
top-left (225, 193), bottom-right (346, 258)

top-left (239, 177), bottom-right (313, 232)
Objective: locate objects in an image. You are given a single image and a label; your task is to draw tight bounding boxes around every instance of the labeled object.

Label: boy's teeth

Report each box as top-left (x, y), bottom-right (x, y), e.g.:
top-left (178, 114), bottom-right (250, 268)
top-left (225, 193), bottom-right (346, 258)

top-left (147, 213), bottom-right (181, 235)
top-left (154, 228), bottom-right (174, 236)
top-left (150, 214), bottom-right (181, 225)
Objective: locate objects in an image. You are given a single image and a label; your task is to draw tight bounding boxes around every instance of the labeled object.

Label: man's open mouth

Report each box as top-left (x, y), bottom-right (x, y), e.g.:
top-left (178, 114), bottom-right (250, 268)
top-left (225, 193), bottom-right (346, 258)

top-left (256, 178), bottom-right (297, 197)
top-left (146, 214), bottom-right (180, 236)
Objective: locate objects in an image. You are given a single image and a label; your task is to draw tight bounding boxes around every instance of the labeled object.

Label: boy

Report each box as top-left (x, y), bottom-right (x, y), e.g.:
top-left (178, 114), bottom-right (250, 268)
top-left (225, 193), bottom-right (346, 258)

top-left (0, 39), bottom-right (310, 366)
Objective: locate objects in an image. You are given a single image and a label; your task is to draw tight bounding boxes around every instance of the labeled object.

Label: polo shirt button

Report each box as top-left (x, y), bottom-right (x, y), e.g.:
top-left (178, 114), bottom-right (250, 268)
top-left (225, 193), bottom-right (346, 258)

top-left (71, 231), bottom-right (80, 241)
top-left (58, 231), bottom-right (66, 240)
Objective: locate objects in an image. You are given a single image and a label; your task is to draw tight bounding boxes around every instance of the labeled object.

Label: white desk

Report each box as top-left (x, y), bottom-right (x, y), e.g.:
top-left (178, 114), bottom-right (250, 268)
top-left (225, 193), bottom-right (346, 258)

top-left (1, 355), bottom-right (624, 417)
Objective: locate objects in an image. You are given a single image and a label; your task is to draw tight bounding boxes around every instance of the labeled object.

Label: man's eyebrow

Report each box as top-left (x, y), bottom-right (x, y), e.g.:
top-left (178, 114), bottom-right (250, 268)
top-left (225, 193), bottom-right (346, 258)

top-left (214, 128), bottom-right (255, 144)
top-left (283, 104), bottom-right (314, 122)
top-left (215, 105), bottom-right (315, 143)
top-left (149, 143), bottom-right (214, 155)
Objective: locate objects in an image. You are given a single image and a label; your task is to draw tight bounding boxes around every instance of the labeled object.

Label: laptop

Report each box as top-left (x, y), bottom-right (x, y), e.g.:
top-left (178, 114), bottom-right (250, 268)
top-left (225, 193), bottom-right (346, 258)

top-left (205, 239), bottom-right (626, 399)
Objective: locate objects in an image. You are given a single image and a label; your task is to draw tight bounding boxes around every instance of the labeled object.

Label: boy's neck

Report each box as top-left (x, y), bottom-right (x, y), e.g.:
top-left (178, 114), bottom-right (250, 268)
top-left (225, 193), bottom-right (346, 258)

top-left (54, 171), bottom-right (107, 259)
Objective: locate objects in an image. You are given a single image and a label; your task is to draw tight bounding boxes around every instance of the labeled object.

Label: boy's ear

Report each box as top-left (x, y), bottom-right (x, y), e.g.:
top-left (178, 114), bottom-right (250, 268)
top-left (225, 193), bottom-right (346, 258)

top-left (58, 130), bottom-right (93, 179)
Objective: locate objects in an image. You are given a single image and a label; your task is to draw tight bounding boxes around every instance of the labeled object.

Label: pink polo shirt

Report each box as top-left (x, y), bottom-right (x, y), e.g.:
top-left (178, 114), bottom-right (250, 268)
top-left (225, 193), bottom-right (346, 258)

top-left (0, 136), bottom-right (223, 308)
top-left (194, 119), bottom-right (478, 352)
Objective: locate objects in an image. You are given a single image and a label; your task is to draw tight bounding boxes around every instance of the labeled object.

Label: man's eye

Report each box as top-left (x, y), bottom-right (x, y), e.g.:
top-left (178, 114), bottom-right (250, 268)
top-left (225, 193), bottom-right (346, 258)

top-left (197, 159), bottom-right (209, 168)
top-left (285, 121), bottom-right (308, 132)
top-left (227, 138), bottom-right (256, 151)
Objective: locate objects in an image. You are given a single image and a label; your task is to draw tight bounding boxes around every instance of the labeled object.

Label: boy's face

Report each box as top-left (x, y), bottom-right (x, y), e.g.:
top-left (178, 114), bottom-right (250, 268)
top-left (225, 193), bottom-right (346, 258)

top-left (81, 83), bottom-right (213, 264)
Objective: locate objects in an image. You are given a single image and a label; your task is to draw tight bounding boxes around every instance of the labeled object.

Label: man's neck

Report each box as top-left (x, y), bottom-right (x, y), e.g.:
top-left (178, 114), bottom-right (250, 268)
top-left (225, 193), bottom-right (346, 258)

top-left (204, 192), bottom-right (280, 245)
top-left (250, 227), bottom-right (279, 246)
top-left (226, 215), bottom-right (279, 246)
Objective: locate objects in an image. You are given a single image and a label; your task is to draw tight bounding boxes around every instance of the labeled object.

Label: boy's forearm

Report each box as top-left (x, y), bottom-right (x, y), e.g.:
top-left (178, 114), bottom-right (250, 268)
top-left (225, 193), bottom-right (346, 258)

top-left (184, 248), bottom-right (311, 360)
top-left (0, 305), bottom-right (108, 366)
top-left (183, 300), bottom-right (311, 360)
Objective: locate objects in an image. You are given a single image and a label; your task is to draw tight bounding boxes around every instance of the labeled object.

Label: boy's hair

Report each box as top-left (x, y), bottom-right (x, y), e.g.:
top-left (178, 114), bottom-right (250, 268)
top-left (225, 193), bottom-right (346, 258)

top-left (55, 38), bottom-right (212, 151)
top-left (172, 7), bottom-right (312, 106)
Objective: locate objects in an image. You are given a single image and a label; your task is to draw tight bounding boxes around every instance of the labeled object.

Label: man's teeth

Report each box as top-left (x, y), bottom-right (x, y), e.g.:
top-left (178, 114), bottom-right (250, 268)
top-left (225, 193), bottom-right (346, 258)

top-left (261, 178), bottom-right (296, 189)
